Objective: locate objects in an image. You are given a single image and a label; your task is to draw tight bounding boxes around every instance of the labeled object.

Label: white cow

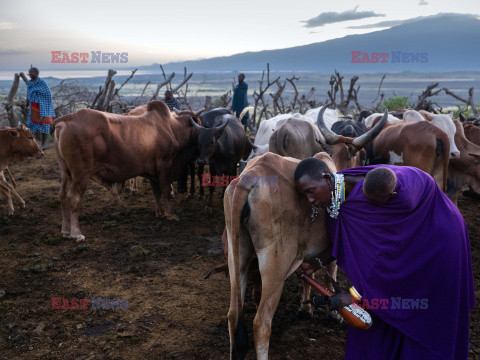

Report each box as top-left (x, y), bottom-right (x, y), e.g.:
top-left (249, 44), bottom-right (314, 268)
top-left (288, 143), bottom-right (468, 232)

top-left (254, 106), bottom-right (339, 147)
top-left (254, 114), bottom-right (296, 147)
top-left (418, 110), bottom-right (460, 159)
top-left (304, 106), bottom-right (340, 129)
top-left (364, 113), bottom-right (403, 129)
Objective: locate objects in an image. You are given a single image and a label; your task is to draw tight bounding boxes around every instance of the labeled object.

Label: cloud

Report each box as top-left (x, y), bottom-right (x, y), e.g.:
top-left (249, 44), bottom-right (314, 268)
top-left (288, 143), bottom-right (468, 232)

top-left (0, 49), bottom-right (29, 55)
top-left (347, 13), bottom-right (480, 30)
top-left (301, 6), bottom-right (385, 28)
top-left (419, 0), bottom-right (428, 5)
top-left (0, 20), bottom-right (16, 30)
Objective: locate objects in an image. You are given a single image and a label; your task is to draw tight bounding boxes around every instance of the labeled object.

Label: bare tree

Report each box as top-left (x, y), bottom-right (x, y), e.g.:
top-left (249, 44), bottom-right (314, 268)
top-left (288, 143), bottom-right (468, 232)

top-left (443, 87), bottom-right (479, 119)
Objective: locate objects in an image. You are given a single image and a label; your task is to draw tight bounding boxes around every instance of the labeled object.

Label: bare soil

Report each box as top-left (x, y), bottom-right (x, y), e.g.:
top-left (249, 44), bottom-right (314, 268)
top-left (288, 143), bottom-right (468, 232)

top-left (0, 149), bottom-right (479, 359)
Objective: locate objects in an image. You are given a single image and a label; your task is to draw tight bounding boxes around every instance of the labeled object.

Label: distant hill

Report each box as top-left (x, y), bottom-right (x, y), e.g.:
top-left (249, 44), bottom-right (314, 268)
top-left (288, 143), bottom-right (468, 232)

top-left (141, 13), bottom-right (480, 73)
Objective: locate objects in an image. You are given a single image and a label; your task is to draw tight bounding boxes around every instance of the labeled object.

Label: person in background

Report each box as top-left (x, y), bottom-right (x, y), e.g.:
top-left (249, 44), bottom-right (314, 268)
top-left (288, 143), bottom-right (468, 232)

top-left (163, 90), bottom-right (181, 111)
top-left (232, 73), bottom-right (249, 131)
top-left (26, 67), bottom-right (55, 150)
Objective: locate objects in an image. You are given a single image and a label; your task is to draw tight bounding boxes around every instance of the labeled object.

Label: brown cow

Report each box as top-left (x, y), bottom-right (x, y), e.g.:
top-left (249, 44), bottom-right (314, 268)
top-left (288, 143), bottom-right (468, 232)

top-left (0, 124), bottom-right (43, 215)
top-left (447, 120), bottom-right (480, 203)
top-left (225, 152), bottom-right (338, 360)
top-left (370, 120), bottom-right (450, 191)
top-left (54, 100), bottom-right (203, 241)
top-left (462, 123), bottom-right (480, 146)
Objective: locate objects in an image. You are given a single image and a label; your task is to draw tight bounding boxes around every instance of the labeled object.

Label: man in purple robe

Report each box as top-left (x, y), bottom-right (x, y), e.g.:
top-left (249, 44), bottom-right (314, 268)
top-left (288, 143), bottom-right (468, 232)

top-left (294, 159), bottom-right (475, 360)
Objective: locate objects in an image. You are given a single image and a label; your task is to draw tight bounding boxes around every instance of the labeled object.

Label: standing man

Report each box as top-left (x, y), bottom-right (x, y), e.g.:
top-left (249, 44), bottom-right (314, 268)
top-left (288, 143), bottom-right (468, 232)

top-left (163, 90), bottom-right (181, 111)
top-left (26, 67), bottom-right (55, 150)
top-left (232, 73), bottom-right (249, 130)
top-left (294, 160), bottom-right (475, 359)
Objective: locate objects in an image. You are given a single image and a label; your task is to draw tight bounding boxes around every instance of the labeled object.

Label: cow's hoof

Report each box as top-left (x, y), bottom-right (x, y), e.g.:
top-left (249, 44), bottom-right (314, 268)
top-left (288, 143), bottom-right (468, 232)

top-left (61, 230), bottom-right (71, 238)
top-left (297, 308), bottom-right (313, 320)
top-left (187, 193), bottom-right (193, 199)
top-left (69, 234), bottom-right (86, 242)
top-left (165, 214), bottom-right (179, 222)
top-left (20, 203), bottom-right (26, 209)
top-left (7, 211), bottom-right (14, 217)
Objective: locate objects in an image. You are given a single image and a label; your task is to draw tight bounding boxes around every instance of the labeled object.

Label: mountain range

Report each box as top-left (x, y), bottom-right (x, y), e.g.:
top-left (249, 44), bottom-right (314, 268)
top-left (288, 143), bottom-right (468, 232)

top-left (141, 13), bottom-right (480, 73)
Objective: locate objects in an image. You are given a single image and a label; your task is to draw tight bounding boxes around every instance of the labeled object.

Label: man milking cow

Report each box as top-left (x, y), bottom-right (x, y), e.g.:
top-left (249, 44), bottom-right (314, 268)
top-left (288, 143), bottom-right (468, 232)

top-left (295, 160), bottom-right (475, 359)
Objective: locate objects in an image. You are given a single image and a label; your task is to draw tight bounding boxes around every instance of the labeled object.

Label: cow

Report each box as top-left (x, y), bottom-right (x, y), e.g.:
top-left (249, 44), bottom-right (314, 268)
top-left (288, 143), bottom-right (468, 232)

top-left (369, 118), bottom-right (450, 192)
top-left (54, 100), bottom-right (203, 241)
top-left (363, 112), bottom-right (403, 129)
top-left (191, 114), bottom-right (256, 210)
top-left (0, 124), bottom-right (43, 215)
top-left (417, 110), bottom-right (460, 159)
top-left (199, 107), bottom-right (232, 128)
top-left (447, 120), bottom-right (480, 203)
top-left (269, 118), bottom-right (323, 159)
top-left (331, 117), bottom-right (367, 138)
top-left (317, 107), bottom-right (389, 171)
top-left (254, 113), bottom-right (299, 147)
top-left (462, 123), bottom-right (480, 146)
top-left (224, 152), bottom-right (338, 360)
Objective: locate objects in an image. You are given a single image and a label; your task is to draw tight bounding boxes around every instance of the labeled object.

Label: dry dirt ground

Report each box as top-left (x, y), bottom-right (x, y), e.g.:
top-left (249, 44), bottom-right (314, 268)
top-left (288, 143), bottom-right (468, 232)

top-left (0, 149), bottom-right (479, 360)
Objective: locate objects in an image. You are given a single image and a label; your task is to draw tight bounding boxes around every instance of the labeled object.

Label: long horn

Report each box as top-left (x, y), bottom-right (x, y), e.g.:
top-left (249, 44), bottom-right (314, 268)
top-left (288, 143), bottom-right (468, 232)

top-left (190, 118), bottom-right (203, 130)
top-left (246, 136), bottom-right (258, 150)
top-left (194, 108), bottom-right (205, 117)
top-left (172, 107), bottom-right (182, 115)
top-left (316, 105), bottom-right (340, 144)
top-left (215, 119), bottom-right (229, 133)
top-left (352, 110), bottom-right (388, 148)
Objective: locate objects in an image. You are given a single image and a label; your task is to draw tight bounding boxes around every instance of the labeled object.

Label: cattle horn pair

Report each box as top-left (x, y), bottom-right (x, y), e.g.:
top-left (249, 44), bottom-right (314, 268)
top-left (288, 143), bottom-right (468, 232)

top-left (316, 106), bottom-right (388, 148)
top-left (351, 110), bottom-right (389, 148)
top-left (190, 118), bottom-right (230, 133)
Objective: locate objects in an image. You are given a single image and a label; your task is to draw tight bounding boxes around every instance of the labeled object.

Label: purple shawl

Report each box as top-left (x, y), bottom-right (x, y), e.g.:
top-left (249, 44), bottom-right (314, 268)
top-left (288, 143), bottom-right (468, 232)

top-left (326, 165), bottom-right (475, 359)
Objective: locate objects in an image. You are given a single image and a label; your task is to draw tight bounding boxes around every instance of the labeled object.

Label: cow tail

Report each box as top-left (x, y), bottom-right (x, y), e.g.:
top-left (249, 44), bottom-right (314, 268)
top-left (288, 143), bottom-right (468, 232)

top-left (225, 184), bottom-right (250, 360)
top-left (270, 131), bottom-right (288, 157)
top-left (436, 131), bottom-right (450, 192)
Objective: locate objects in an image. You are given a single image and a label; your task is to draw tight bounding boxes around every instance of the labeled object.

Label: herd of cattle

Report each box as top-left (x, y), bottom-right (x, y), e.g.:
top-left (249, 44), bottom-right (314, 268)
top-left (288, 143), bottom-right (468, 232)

top-left (1, 99), bottom-right (480, 358)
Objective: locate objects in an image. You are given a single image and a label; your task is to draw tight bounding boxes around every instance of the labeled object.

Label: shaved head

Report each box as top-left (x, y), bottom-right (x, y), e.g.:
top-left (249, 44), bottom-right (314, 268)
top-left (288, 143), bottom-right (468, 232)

top-left (294, 157), bottom-right (333, 181)
top-left (363, 167), bottom-right (397, 205)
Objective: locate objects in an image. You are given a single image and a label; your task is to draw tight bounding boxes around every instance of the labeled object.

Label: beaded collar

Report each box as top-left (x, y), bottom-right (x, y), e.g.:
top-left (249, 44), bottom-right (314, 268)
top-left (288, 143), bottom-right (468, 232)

top-left (311, 173), bottom-right (346, 222)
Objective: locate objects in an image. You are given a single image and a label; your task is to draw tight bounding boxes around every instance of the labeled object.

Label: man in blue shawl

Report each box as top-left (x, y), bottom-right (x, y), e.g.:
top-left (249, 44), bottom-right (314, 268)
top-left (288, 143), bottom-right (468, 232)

top-left (26, 67), bottom-right (55, 150)
top-left (232, 73), bottom-right (249, 130)
top-left (294, 159), bottom-right (475, 360)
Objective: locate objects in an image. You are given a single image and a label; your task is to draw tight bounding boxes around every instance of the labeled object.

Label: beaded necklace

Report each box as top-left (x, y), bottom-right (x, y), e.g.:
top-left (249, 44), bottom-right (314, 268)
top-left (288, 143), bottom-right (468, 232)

top-left (311, 173), bottom-right (345, 221)
top-left (327, 173), bottom-right (345, 219)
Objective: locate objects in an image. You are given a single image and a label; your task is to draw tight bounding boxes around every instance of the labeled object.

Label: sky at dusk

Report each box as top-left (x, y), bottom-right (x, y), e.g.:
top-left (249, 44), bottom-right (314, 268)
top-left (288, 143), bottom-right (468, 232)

top-left (0, 0), bottom-right (478, 70)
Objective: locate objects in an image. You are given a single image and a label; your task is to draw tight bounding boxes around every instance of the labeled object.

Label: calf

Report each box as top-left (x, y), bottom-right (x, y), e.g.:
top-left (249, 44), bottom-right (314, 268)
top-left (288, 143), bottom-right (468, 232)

top-left (0, 124), bottom-right (43, 215)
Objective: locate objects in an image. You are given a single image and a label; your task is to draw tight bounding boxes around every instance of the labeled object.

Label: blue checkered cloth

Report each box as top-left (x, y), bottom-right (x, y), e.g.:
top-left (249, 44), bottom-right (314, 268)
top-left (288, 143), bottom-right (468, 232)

top-left (27, 78), bottom-right (55, 119)
top-left (26, 119), bottom-right (51, 134)
top-left (163, 97), bottom-right (180, 111)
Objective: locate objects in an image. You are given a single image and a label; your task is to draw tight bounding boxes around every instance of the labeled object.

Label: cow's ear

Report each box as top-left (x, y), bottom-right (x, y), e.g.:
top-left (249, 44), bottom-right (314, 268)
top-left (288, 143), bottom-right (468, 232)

top-left (9, 130), bottom-right (19, 138)
top-left (448, 112), bottom-right (453, 118)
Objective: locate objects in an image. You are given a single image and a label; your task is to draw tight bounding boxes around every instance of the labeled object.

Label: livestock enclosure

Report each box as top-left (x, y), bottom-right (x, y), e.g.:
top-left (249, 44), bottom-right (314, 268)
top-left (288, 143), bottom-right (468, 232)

top-left (0, 148), bottom-right (479, 359)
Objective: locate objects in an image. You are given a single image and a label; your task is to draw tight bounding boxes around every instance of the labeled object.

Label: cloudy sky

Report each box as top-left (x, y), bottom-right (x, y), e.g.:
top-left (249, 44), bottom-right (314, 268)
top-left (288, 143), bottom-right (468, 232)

top-left (0, 0), bottom-right (478, 70)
